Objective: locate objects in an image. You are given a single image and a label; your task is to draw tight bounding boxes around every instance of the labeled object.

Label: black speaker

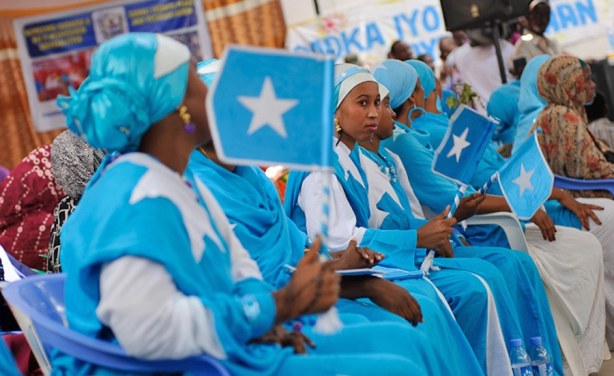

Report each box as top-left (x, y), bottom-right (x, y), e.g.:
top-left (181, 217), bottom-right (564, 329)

top-left (590, 59), bottom-right (614, 122)
top-left (439, 0), bottom-right (531, 31)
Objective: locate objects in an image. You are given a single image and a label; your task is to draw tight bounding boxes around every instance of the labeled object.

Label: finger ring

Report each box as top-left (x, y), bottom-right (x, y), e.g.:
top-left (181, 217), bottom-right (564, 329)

top-left (292, 322), bottom-right (303, 332)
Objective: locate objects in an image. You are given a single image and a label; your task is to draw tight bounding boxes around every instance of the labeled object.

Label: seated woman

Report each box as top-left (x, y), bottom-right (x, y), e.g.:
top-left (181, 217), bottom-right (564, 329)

top-left (189, 59), bottom-right (421, 326)
top-left (188, 60), bottom-right (480, 374)
top-left (47, 130), bottom-right (105, 273)
top-left (0, 145), bottom-right (63, 270)
top-left (383, 58), bottom-right (607, 374)
top-left (364, 65), bottom-right (563, 375)
top-left (285, 63), bottom-right (509, 375)
top-left (0, 129), bottom-right (103, 272)
top-left (531, 55), bottom-right (614, 198)
top-left (54, 32), bottom-right (447, 375)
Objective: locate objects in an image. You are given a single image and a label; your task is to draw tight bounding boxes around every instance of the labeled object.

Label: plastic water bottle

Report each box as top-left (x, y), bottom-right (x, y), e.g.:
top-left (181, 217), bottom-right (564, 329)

top-left (510, 338), bottom-right (534, 376)
top-left (529, 336), bottom-right (553, 376)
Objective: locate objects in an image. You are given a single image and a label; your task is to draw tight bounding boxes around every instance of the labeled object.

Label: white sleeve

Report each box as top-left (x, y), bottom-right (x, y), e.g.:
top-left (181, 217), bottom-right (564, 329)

top-left (389, 150), bottom-right (426, 220)
top-left (297, 172), bottom-right (366, 251)
top-left (97, 256), bottom-right (226, 360)
top-left (194, 179), bottom-right (263, 282)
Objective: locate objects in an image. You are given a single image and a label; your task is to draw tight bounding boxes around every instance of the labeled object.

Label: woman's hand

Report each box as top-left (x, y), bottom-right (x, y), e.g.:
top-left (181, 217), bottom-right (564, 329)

top-left (417, 206), bottom-right (456, 257)
top-left (365, 278), bottom-right (423, 326)
top-left (331, 240), bottom-right (384, 270)
top-left (557, 191), bottom-right (603, 230)
top-left (250, 324), bottom-right (315, 354)
top-left (454, 193), bottom-right (486, 222)
top-left (530, 209), bottom-right (557, 241)
top-left (274, 238), bottom-right (341, 323)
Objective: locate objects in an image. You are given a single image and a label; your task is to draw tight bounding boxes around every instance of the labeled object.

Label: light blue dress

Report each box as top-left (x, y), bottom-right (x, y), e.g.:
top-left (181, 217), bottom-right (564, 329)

top-left (397, 116), bottom-right (563, 375)
top-left (56, 153), bottom-right (443, 375)
top-left (285, 144), bottom-right (499, 375)
top-left (188, 150), bottom-right (409, 324)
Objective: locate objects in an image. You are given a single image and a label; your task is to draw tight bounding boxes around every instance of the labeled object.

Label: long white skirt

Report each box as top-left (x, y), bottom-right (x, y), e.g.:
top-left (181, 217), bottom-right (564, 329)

top-left (525, 224), bottom-right (605, 375)
top-left (576, 197), bottom-right (614, 350)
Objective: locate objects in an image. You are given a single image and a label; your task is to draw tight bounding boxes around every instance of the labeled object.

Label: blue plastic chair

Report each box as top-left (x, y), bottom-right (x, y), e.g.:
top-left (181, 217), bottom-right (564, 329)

top-left (1, 274), bottom-right (230, 375)
top-left (553, 175), bottom-right (614, 197)
top-left (0, 166), bottom-right (9, 183)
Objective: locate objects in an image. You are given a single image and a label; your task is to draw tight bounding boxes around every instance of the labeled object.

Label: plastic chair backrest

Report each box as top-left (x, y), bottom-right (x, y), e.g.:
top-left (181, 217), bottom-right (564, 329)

top-left (1, 274), bottom-right (230, 376)
top-left (0, 166), bottom-right (9, 183)
top-left (553, 175), bottom-right (614, 197)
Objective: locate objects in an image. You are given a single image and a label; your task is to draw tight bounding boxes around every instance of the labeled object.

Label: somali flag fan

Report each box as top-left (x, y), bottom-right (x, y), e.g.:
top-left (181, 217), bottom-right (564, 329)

top-left (497, 131), bottom-right (554, 220)
top-left (421, 105), bottom-right (497, 272)
top-left (432, 104), bottom-right (497, 185)
top-left (206, 46), bottom-right (341, 333)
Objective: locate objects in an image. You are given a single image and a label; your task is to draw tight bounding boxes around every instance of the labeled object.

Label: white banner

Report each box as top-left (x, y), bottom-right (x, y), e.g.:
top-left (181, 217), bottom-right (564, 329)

top-left (286, 0), bottom-right (614, 64)
top-left (14, 0), bottom-right (213, 132)
top-left (548, 0), bottom-right (613, 46)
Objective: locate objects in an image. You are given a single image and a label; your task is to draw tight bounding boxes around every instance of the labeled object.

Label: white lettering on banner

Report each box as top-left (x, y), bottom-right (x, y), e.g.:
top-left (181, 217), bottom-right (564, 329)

top-left (285, 0), bottom-right (613, 63)
top-left (548, 0), bottom-right (597, 32)
top-left (290, 2), bottom-right (446, 62)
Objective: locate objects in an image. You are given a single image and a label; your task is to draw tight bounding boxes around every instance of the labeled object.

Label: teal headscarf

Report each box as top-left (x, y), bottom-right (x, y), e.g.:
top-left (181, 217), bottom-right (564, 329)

top-left (513, 54), bottom-right (550, 152)
top-left (57, 33), bottom-right (191, 152)
top-left (405, 59), bottom-right (436, 100)
top-left (372, 59), bottom-right (418, 110)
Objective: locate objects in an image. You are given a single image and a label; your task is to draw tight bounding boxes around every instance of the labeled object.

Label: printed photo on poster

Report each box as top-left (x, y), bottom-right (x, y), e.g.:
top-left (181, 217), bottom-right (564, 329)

top-left (92, 7), bottom-right (129, 43)
top-left (31, 48), bottom-right (94, 102)
top-left (14, 0), bottom-right (213, 132)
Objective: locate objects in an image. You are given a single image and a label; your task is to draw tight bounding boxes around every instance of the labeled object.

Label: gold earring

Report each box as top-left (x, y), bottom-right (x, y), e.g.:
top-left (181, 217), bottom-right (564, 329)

top-left (178, 105), bottom-right (195, 133)
top-left (334, 118), bottom-right (342, 132)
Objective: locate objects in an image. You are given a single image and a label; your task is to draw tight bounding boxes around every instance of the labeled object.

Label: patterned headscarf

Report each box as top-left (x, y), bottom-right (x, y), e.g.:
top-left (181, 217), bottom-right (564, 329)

top-left (537, 55), bottom-right (590, 115)
top-left (532, 55), bottom-right (613, 192)
top-left (51, 130), bottom-right (106, 199)
top-left (57, 33), bottom-right (191, 152)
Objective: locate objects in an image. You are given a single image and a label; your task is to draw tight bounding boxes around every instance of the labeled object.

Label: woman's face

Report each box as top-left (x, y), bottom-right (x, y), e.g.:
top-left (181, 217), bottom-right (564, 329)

top-left (184, 63), bottom-right (211, 145)
top-left (582, 65), bottom-right (597, 105)
top-left (376, 96), bottom-right (396, 140)
top-left (336, 81), bottom-right (381, 145)
top-left (411, 79), bottom-right (425, 109)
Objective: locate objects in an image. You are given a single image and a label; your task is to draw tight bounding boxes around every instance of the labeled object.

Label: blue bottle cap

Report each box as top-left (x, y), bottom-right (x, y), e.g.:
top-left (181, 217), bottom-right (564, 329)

top-left (510, 338), bottom-right (523, 347)
top-left (530, 336), bottom-right (542, 346)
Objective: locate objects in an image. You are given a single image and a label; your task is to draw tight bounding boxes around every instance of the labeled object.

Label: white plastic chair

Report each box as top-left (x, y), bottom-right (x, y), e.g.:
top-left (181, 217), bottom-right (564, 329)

top-left (464, 212), bottom-right (529, 252)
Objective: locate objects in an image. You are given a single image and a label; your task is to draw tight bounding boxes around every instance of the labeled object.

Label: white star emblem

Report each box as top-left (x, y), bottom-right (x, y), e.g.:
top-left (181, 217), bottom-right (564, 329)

top-left (238, 77), bottom-right (298, 138)
top-left (446, 127), bottom-right (471, 163)
top-left (512, 163), bottom-right (535, 197)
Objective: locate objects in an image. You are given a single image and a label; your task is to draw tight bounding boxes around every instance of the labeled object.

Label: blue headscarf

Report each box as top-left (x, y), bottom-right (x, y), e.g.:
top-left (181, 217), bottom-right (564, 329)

top-left (405, 60), bottom-right (436, 100)
top-left (57, 33), bottom-right (190, 152)
top-left (197, 58), bottom-right (220, 87)
top-left (372, 59), bottom-right (418, 110)
top-left (188, 152), bottom-right (307, 288)
top-left (513, 54), bottom-right (550, 152)
top-left (486, 80), bottom-right (521, 145)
